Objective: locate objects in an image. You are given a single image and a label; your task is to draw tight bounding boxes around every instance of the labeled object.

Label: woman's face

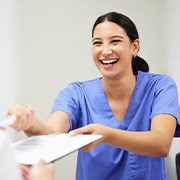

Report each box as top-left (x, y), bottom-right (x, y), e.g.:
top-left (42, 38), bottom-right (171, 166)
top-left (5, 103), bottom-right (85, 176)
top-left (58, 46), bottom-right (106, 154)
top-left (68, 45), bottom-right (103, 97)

top-left (92, 21), bottom-right (139, 79)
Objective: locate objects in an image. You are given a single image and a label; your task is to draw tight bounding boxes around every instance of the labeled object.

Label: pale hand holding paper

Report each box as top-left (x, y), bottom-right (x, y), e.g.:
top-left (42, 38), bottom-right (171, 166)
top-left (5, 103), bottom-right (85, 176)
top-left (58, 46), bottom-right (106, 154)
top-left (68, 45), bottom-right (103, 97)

top-left (0, 116), bottom-right (16, 128)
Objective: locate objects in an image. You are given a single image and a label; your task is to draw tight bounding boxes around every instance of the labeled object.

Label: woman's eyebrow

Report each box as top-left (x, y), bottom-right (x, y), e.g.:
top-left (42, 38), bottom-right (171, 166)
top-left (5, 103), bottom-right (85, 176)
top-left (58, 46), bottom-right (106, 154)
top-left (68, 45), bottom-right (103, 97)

top-left (92, 35), bottom-right (124, 42)
top-left (92, 37), bottom-right (101, 42)
top-left (111, 35), bottom-right (124, 39)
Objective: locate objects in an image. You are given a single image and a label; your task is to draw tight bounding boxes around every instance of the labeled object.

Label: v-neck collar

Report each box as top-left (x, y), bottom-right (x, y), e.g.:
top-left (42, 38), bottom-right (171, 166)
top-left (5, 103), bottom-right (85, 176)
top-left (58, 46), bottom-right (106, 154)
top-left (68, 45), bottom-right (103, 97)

top-left (96, 71), bottom-right (143, 129)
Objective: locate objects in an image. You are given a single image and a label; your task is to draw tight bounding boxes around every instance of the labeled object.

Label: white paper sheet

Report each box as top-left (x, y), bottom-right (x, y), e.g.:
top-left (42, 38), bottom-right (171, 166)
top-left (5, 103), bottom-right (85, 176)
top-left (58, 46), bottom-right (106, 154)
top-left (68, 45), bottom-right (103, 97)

top-left (0, 116), bottom-right (16, 128)
top-left (0, 131), bottom-right (22, 180)
top-left (12, 133), bottom-right (102, 165)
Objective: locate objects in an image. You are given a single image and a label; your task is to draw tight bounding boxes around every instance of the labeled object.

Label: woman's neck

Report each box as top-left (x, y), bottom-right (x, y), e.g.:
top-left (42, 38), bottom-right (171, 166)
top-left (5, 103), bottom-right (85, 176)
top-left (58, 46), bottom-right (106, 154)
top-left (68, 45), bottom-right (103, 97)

top-left (101, 74), bottom-right (136, 100)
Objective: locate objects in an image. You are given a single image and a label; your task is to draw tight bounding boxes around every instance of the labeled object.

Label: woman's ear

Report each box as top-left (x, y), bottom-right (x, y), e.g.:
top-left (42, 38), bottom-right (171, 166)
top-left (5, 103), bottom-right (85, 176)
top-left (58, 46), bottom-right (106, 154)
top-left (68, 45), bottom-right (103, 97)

top-left (131, 39), bottom-right (140, 56)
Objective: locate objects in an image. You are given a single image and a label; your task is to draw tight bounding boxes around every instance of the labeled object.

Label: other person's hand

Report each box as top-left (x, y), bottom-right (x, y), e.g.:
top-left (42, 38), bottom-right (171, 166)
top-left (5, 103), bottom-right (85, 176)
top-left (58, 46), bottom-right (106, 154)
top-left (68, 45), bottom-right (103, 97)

top-left (29, 160), bottom-right (54, 180)
top-left (7, 104), bottom-right (35, 131)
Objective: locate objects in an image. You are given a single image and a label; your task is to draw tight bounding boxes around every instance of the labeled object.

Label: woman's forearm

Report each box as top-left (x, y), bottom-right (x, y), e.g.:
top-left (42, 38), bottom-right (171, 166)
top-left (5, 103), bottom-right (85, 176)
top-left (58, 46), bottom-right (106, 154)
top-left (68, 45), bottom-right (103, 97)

top-left (106, 128), bottom-right (170, 157)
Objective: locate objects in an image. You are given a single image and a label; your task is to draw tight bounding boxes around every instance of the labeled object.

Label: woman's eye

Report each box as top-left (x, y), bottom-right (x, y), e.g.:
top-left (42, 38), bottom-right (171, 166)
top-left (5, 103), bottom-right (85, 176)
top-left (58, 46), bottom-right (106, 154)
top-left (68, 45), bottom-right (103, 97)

top-left (112, 40), bottom-right (121, 44)
top-left (93, 41), bottom-right (102, 45)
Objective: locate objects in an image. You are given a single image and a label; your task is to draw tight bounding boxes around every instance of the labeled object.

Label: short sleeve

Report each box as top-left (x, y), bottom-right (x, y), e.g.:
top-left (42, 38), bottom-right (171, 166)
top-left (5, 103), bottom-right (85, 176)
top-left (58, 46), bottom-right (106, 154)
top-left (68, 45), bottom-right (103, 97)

top-left (51, 83), bottom-right (80, 130)
top-left (150, 75), bottom-right (180, 136)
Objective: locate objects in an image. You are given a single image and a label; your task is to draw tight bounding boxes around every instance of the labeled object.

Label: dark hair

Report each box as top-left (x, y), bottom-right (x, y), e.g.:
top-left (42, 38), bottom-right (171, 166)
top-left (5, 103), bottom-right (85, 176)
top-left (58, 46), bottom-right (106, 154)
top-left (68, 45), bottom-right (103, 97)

top-left (92, 12), bottom-right (149, 75)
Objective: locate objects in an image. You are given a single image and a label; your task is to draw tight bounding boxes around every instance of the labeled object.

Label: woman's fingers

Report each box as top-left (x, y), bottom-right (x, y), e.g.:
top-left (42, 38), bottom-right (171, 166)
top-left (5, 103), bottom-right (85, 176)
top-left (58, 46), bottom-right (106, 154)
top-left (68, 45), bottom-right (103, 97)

top-left (71, 124), bottom-right (94, 135)
top-left (69, 124), bottom-right (105, 151)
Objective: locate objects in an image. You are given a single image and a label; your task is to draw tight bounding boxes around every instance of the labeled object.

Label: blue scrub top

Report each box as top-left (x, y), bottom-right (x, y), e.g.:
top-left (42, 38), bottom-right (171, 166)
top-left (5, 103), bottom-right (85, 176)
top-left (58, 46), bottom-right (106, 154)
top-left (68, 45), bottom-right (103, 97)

top-left (51, 71), bottom-right (180, 180)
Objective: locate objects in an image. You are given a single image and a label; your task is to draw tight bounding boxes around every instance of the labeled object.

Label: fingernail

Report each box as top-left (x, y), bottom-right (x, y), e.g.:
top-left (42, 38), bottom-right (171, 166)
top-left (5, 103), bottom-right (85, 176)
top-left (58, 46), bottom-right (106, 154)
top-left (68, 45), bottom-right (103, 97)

top-left (69, 130), bottom-right (76, 136)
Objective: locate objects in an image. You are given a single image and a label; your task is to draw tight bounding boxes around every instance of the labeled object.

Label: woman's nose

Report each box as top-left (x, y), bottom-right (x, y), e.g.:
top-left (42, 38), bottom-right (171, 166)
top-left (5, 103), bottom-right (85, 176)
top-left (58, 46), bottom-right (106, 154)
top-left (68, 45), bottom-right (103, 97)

top-left (101, 45), bottom-right (112, 56)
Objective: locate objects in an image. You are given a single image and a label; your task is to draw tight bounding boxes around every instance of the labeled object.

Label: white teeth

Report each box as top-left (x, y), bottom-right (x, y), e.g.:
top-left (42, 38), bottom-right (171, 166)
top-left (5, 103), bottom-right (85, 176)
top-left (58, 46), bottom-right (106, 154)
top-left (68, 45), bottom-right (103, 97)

top-left (101, 59), bottom-right (118, 64)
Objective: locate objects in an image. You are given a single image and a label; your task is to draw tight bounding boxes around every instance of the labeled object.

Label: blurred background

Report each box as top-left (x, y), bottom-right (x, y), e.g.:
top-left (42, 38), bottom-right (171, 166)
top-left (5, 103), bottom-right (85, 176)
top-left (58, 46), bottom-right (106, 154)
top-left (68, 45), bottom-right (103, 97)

top-left (0, 0), bottom-right (180, 179)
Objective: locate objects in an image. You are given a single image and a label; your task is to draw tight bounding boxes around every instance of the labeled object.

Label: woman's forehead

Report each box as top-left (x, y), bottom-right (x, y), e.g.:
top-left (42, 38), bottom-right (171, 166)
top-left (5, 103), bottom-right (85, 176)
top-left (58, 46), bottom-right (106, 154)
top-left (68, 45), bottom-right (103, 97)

top-left (93, 21), bottom-right (127, 38)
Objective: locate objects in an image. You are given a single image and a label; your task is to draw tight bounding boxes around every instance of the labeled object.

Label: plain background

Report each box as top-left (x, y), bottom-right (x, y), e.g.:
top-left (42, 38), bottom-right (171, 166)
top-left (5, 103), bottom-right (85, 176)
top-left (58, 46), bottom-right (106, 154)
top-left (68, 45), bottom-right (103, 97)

top-left (0, 0), bottom-right (180, 179)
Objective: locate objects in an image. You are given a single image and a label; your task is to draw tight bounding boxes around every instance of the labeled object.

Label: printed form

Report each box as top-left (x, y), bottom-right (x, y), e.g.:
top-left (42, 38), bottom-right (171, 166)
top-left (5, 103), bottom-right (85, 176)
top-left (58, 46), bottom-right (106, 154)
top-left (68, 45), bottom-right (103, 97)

top-left (12, 133), bottom-right (102, 165)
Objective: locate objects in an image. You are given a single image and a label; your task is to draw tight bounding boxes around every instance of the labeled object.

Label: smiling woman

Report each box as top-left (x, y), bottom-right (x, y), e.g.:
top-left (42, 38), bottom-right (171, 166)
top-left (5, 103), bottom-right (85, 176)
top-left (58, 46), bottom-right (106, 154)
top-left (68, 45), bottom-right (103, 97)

top-left (7, 11), bottom-right (180, 180)
top-left (92, 12), bottom-right (149, 76)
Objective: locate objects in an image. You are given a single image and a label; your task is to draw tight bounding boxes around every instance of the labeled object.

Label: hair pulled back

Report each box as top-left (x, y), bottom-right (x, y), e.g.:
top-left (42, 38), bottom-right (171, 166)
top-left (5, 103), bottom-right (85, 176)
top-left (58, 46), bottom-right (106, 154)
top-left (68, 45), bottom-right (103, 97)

top-left (92, 12), bottom-right (149, 75)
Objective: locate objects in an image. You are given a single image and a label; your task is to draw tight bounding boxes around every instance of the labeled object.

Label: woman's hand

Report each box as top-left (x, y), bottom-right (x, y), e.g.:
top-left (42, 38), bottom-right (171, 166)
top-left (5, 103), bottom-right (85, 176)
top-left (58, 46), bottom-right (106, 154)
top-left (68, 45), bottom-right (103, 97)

top-left (70, 124), bottom-right (112, 151)
top-left (7, 104), bottom-right (35, 131)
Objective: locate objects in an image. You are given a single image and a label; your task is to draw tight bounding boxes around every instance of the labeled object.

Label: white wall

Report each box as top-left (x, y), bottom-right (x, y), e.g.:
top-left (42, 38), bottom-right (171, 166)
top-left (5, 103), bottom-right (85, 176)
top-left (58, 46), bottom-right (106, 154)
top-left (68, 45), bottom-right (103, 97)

top-left (164, 1), bottom-right (180, 180)
top-left (13, 0), bottom-right (167, 121)
top-left (1, 0), bottom-right (179, 179)
top-left (0, 0), bottom-right (21, 140)
top-left (164, 0), bottom-right (180, 96)
top-left (0, 0), bottom-right (18, 118)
